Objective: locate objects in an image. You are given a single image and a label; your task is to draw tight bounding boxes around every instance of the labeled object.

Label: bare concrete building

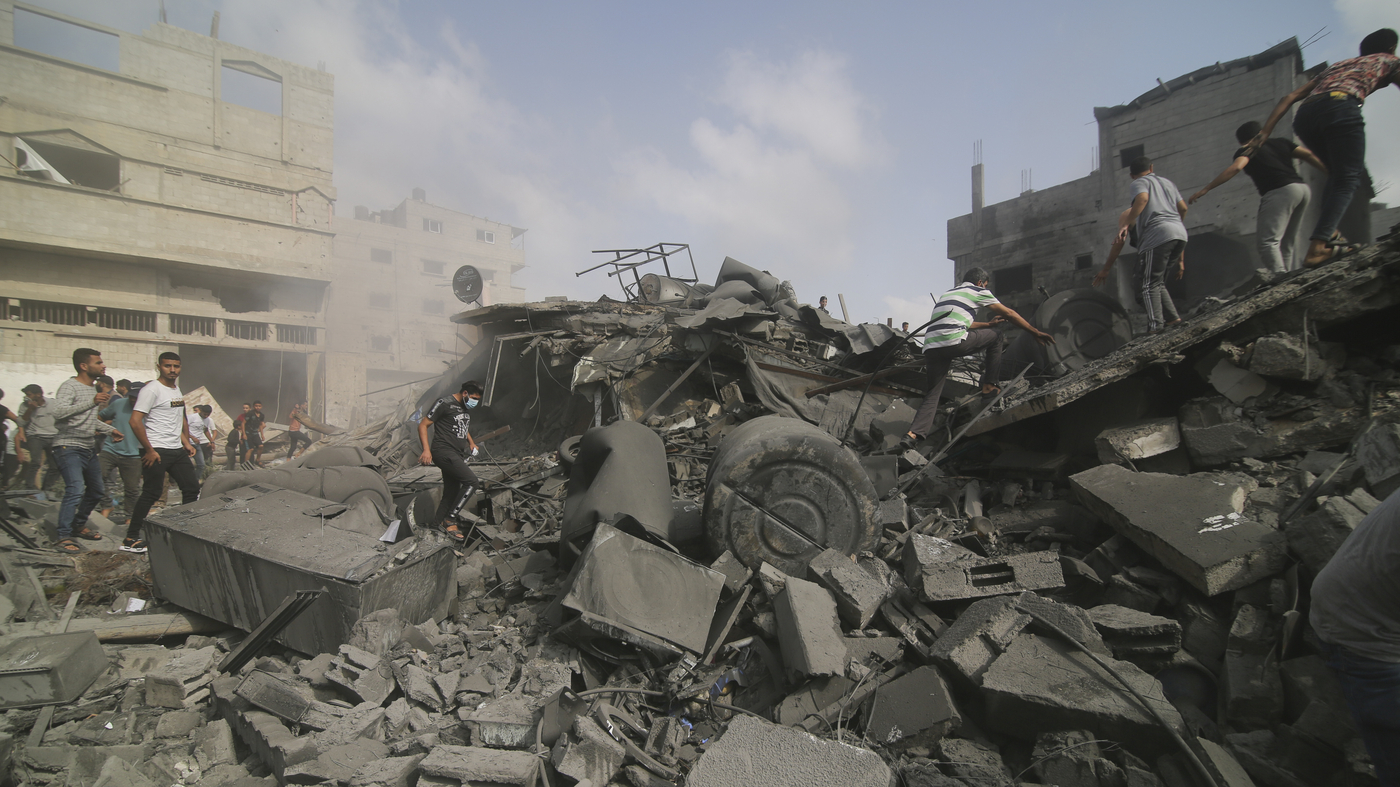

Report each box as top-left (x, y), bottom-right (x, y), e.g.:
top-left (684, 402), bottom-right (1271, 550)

top-left (0, 2), bottom-right (334, 419)
top-left (946, 39), bottom-right (1346, 320)
top-left (326, 192), bottom-right (525, 428)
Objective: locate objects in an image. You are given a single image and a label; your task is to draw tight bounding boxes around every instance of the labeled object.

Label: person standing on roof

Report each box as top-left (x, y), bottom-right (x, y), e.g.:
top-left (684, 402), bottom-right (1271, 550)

top-left (1251, 28), bottom-right (1399, 267)
top-left (1189, 121), bottom-right (1327, 274)
top-left (418, 381), bottom-right (482, 544)
top-left (124, 352), bottom-right (201, 554)
top-left (904, 268), bottom-right (1053, 445)
top-left (50, 348), bottom-right (120, 553)
top-left (1120, 156), bottom-right (1189, 333)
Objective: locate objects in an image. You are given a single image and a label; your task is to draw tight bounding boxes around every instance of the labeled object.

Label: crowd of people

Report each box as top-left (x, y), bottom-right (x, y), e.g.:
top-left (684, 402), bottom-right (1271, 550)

top-left (0, 347), bottom-right (316, 554)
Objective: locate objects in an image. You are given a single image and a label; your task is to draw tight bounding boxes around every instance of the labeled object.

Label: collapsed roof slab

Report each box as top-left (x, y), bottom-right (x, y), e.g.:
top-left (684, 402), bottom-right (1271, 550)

top-left (965, 240), bottom-right (1400, 438)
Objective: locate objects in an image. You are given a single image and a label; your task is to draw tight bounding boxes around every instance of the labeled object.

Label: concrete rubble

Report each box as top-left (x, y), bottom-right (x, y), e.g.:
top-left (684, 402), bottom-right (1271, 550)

top-left (0, 235), bottom-right (1397, 786)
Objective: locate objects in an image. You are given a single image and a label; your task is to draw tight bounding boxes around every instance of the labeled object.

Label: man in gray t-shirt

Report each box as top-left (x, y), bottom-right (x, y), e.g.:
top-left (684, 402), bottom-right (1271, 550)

top-left (1310, 488), bottom-right (1400, 782)
top-left (1118, 156), bottom-right (1189, 333)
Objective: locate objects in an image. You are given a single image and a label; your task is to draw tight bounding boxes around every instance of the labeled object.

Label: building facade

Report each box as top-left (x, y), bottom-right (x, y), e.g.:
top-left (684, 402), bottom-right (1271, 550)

top-left (946, 40), bottom-right (1351, 319)
top-left (0, 2), bottom-right (334, 420)
top-left (325, 191), bottom-right (525, 428)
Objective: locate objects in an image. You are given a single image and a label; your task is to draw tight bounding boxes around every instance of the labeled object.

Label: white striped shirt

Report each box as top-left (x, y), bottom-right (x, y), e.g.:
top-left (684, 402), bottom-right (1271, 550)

top-left (923, 284), bottom-right (1001, 349)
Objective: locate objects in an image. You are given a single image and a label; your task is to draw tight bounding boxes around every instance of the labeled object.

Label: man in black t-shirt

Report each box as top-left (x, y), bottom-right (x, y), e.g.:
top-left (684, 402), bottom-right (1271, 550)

top-left (417, 381), bottom-right (482, 542)
top-left (242, 401), bottom-right (267, 465)
top-left (1190, 120), bottom-right (1327, 273)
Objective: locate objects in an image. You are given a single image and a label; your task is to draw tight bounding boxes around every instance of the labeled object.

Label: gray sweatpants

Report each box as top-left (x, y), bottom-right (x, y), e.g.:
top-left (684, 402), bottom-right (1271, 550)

top-left (1140, 240), bottom-right (1184, 332)
top-left (1257, 182), bottom-right (1310, 272)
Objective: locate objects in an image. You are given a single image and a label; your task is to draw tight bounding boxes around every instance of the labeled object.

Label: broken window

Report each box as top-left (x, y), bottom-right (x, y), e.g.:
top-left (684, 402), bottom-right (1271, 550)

top-left (10, 299), bottom-right (87, 326)
top-left (1119, 144), bottom-right (1145, 169)
top-left (171, 315), bottom-right (217, 337)
top-left (422, 259), bottom-right (445, 275)
top-left (423, 300), bottom-right (444, 314)
top-left (16, 137), bottom-right (120, 191)
top-left (370, 335), bottom-right (392, 352)
top-left (224, 320), bottom-right (267, 341)
top-left (993, 264), bottom-right (1033, 294)
top-left (276, 325), bottom-right (315, 345)
top-left (13, 8), bottom-right (120, 73)
top-left (95, 307), bottom-right (156, 332)
top-left (476, 229), bottom-right (495, 244)
top-left (1075, 253), bottom-right (1093, 271)
top-left (369, 294), bottom-right (392, 309)
top-left (423, 218), bottom-right (443, 234)
top-left (370, 248), bottom-right (393, 264)
top-left (221, 61), bottom-right (282, 116)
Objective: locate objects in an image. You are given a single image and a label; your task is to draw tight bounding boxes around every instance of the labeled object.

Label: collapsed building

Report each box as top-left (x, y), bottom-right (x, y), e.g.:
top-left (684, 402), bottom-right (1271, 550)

top-left (0, 226), bottom-right (1398, 786)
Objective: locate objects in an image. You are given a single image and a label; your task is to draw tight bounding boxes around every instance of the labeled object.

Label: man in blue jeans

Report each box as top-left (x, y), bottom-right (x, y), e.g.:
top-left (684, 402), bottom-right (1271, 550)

top-left (1311, 488), bottom-right (1400, 784)
top-left (1253, 28), bottom-right (1399, 267)
top-left (50, 348), bottom-right (122, 553)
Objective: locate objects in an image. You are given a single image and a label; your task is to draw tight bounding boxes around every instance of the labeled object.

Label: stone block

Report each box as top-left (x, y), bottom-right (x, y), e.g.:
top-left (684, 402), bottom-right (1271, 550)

top-left (145, 646), bottom-right (217, 709)
top-left (284, 740), bottom-right (390, 785)
top-left (773, 577), bottom-right (847, 677)
top-left (776, 676), bottom-right (857, 727)
top-left (863, 666), bottom-right (961, 750)
top-left (912, 550), bottom-right (1065, 603)
top-left (806, 549), bottom-right (890, 629)
top-left (1247, 334), bottom-right (1325, 381)
top-left (686, 715), bottom-right (893, 787)
top-left (928, 596), bottom-right (1030, 686)
top-left (1283, 496), bottom-right (1365, 576)
top-left (1071, 465), bottom-right (1287, 596)
top-left (1096, 418), bottom-right (1182, 463)
top-left (418, 745), bottom-right (542, 786)
top-left (1088, 605), bottom-right (1182, 658)
top-left (709, 550), bottom-right (751, 594)
top-left (551, 716), bottom-right (625, 786)
top-left (153, 709), bottom-right (204, 738)
top-left (193, 719), bottom-right (238, 770)
top-left (1355, 423), bottom-right (1400, 498)
top-left (1017, 592), bottom-right (1110, 656)
top-left (932, 737), bottom-right (1016, 786)
top-left (325, 645), bottom-right (396, 706)
top-left (347, 754), bottom-right (425, 787)
top-left (981, 634), bottom-right (1186, 758)
top-left (902, 535), bottom-right (976, 588)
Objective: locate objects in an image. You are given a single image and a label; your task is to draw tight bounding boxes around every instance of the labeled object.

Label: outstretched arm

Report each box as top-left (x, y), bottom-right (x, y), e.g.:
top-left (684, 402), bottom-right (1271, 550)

top-left (987, 302), bottom-right (1055, 346)
top-left (1251, 77), bottom-right (1320, 150)
top-left (1293, 146), bottom-right (1328, 175)
top-left (1190, 156), bottom-right (1250, 203)
top-left (1093, 235), bottom-right (1128, 288)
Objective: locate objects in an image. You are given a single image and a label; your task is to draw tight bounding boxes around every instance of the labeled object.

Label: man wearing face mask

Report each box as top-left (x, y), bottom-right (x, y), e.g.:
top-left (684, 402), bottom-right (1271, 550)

top-left (418, 381), bottom-right (482, 543)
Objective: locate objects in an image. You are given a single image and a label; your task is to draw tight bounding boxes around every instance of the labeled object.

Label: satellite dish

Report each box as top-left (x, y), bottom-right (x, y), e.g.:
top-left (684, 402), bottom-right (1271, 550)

top-left (452, 265), bottom-right (484, 303)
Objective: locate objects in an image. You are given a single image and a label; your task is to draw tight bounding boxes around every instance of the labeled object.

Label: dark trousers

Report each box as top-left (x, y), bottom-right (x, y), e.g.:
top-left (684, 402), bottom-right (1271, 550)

top-left (1295, 97), bottom-right (1367, 243)
top-left (53, 446), bottom-right (103, 540)
top-left (126, 448), bottom-right (201, 541)
top-left (98, 451), bottom-right (142, 520)
top-left (432, 450), bottom-right (479, 526)
top-left (287, 432), bottom-right (312, 458)
top-left (1140, 240), bottom-right (1184, 331)
top-left (224, 440), bottom-right (242, 469)
top-left (18, 435), bottom-right (54, 488)
top-left (1321, 641), bottom-right (1400, 786)
top-left (908, 328), bottom-right (1003, 438)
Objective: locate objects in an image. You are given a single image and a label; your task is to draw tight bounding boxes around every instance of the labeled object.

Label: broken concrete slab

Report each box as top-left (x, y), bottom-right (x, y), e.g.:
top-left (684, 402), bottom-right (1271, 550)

top-left (1071, 465), bottom-right (1287, 596)
top-left (1095, 418), bottom-right (1182, 464)
top-left (551, 715), bottom-right (625, 786)
top-left (92, 754), bottom-right (156, 787)
top-left (981, 633), bottom-right (1186, 758)
top-left (560, 523), bottom-right (724, 657)
top-left (1355, 422), bottom-right (1400, 499)
top-left (1247, 334), bottom-right (1327, 381)
top-left (773, 576), bottom-right (847, 677)
top-left (347, 754), bottom-right (425, 787)
top-left (776, 676), bottom-right (857, 727)
top-left (1089, 605), bottom-right (1182, 658)
top-left (1016, 591), bottom-right (1111, 657)
top-left (806, 548), bottom-right (889, 629)
top-left (928, 596), bottom-right (1030, 686)
top-left (686, 715), bottom-right (894, 787)
top-left (0, 631), bottom-right (107, 709)
top-left (987, 500), bottom-right (1100, 536)
top-left (1283, 495), bottom-right (1366, 576)
top-left (908, 548), bottom-right (1065, 603)
top-left (418, 745), bottom-right (542, 786)
top-left (931, 737), bottom-right (1016, 787)
top-left (284, 740), bottom-right (391, 785)
top-left (862, 666), bottom-right (961, 751)
top-left (709, 550), bottom-right (752, 594)
top-left (153, 709), bottom-right (204, 738)
top-left (324, 645), bottom-right (396, 706)
top-left (146, 646), bottom-right (217, 709)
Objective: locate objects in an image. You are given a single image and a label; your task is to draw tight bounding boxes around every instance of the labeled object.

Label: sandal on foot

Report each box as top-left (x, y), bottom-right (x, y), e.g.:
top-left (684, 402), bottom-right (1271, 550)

top-left (980, 386), bottom-right (1002, 400)
top-left (57, 539), bottom-right (82, 554)
top-left (120, 538), bottom-right (148, 554)
top-left (1304, 246), bottom-right (1342, 268)
top-left (74, 527), bottom-right (103, 541)
top-left (444, 524), bottom-right (467, 544)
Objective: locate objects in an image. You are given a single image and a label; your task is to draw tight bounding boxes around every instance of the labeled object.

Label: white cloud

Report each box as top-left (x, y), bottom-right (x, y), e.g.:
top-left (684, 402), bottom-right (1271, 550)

top-left (882, 294), bottom-right (932, 332)
top-left (618, 50), bottom-right (884, 276)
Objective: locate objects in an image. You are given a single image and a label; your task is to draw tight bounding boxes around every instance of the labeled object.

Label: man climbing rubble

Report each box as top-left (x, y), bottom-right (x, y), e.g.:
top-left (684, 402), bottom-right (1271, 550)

top-left (905, 267), bottom-right (1053, 445)
top-left (418, 380), bottom-right (482, 543)
top-left (124, 352), bottom-right (201, 554)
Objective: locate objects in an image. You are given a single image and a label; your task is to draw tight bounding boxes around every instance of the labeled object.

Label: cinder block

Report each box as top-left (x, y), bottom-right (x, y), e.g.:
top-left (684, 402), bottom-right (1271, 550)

top-left (806, 549), bottom-right (889, 630)
top-left (773, 577), bottom-right (847, 677)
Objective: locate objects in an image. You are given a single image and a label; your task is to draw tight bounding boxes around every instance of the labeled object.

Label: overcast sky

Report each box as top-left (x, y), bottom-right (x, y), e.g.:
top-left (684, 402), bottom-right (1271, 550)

top-left (22, 0), bottom-right (1400, 327)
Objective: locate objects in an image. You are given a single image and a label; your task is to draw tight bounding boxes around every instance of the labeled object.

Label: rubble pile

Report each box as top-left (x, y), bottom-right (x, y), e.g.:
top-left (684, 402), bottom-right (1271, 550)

top-left (0, 237), bottom-right (1399, 786)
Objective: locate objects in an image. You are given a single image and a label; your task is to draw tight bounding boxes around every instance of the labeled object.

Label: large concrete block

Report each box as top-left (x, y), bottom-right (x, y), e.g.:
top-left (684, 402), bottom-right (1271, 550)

top-left (0, 632), bottom-right (107, 709)
top-left (807, 548), bottom-right (889, 629)
top-left (1095, 418), bottom-right (1181, 464)
top-left (1071, 465), bottom-right (1287, 596)
top-left (928, 596), bottom-right (1030, 686)
top-left (910, 549), bottom-right (1065, 603)
top-left (773, 577), bottom-right (847, 677)
top-left (1283, 496), bottom-right (1365, 576)
top-left (1089, 605), bottom-right (1182, 658)
top-left (981, 633), bottom-right (1186, 758)
top-left (418, 745), bottom-right (542, 786)
top-left (146, 485), bottom-right (455, 655)
top-left (862, 666), bottom-right (961, 750)
top-left (686, 715), bottom-right (894, 787)
top-left (1247, 334), bottom-right (1326, 381)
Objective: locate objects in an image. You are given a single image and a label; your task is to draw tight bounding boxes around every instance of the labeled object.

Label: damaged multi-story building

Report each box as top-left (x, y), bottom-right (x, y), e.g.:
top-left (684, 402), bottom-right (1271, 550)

top-left (0, 2), bottom-right (334, 414)
top-left (947, 38), bottom-right (1383, 319)
top-left (325, 191), bottom-right (526, 429)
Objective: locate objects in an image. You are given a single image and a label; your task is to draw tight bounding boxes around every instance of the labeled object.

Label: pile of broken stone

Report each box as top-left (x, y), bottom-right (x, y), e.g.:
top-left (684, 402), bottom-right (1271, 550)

top-left (3, 242), bottom-right (1400, 787)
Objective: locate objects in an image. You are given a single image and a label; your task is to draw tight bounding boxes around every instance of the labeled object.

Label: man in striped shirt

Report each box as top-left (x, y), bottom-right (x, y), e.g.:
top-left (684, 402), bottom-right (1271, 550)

top-left (906, 268), bottom-right (1053, 443)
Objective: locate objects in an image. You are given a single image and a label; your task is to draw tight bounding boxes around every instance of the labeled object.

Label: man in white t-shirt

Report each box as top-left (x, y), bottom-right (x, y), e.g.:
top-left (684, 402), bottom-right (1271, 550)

top-left (123, 352), bottom-right (201, 553)
top-left (186, 405), bottom-right (212, 474)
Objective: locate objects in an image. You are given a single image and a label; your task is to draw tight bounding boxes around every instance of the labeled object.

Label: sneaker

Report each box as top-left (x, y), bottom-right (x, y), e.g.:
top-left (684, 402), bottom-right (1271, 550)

top-left (120, 538), bottom-right (148, 554)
